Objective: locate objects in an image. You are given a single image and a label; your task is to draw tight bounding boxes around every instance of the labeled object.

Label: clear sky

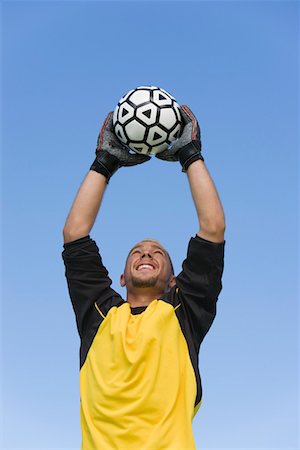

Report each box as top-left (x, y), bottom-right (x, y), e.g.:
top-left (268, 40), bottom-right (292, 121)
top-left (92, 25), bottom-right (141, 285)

top-left (1, 1), bottom-right (299, 449)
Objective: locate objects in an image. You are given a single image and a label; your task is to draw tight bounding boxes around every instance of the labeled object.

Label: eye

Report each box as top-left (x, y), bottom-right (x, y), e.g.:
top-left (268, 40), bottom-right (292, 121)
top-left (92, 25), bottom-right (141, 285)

top-left (154, 250), bottom-right (164, 256)
top-left (131, 249), bottom-right (141, 256)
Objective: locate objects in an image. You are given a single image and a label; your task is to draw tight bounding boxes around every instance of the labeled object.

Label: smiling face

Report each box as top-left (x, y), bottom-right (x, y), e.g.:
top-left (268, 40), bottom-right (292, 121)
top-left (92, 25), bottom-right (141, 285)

top-left (120, 239), bottom-right (176, 296)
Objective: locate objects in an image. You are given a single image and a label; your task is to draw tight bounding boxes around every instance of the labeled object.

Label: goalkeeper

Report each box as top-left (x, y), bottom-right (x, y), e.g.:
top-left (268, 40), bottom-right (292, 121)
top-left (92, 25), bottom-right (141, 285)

top-left (62, 106), bottom-right (225, 450)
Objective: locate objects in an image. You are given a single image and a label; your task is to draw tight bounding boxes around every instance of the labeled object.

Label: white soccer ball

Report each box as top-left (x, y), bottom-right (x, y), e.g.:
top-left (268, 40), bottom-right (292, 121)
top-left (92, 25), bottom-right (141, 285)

top-left (113, 86), bottom-right (182, 155)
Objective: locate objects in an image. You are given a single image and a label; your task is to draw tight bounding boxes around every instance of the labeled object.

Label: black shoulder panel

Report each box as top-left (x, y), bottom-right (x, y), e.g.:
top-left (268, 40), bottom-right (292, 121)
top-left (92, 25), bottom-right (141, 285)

top-left (160, 236), bottom-right (225, 406)
top-left (80, 296), bottom-right (125, 369)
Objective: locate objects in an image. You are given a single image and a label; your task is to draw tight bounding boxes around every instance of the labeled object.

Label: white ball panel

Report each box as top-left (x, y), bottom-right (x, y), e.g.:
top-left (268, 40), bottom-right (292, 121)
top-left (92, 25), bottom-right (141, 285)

top-left (149, 142), bottom-right (168, 155)
top-left (147, 126), bottom-right (167, 146)
top-left (136, 103), bottom-right (158, 125)
top-left (125, 120), bottom-right (146, 141)
top-left (159, 108), bottom-right (177, 129)
top-left (129, 89), bottom-right (151, 106)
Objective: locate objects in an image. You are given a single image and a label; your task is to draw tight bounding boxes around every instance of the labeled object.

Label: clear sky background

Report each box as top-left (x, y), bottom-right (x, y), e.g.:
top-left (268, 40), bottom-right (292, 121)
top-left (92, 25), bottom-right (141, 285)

top-left (1, 1), bottom-right (299, 449)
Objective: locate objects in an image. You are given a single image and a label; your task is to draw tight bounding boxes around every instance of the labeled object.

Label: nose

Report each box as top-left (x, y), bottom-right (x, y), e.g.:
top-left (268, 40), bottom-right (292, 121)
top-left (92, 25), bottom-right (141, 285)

top-left (141, 252), bottom-right (152, 259)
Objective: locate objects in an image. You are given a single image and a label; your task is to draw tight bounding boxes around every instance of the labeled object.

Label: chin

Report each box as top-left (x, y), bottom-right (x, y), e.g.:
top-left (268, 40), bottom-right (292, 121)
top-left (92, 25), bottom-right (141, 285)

top-left (131, 275), bottom-right (158, 288)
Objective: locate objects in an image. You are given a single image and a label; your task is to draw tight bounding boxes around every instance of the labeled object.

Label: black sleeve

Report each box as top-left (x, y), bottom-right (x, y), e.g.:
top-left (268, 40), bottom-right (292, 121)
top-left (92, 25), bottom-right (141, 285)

top-left (175, 235), bottom-right (225, 350)
top-left (62, 235), bottom-right (123, 338)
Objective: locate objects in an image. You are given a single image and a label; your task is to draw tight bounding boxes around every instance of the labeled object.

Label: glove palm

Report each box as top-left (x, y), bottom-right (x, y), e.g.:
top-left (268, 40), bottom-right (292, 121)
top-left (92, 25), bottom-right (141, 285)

top-left (91, 112), bottom-right (150, 181)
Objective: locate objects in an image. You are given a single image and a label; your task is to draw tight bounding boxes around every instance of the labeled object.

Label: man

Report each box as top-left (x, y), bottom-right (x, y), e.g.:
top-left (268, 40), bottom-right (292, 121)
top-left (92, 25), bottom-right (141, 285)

top-left (62, 105), bottom-right (225, 450)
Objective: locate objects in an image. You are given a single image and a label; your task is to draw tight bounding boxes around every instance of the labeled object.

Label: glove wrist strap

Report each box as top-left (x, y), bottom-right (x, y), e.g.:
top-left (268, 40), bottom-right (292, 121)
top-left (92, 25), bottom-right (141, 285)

top-left (178, 143), bottom-right (204, 172)
top-left (90, 151), bottom-right (120, 182)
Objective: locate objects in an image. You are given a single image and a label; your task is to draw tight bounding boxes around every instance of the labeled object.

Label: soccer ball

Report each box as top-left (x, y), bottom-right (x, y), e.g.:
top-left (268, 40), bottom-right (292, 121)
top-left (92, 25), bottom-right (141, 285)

top-left (113, 86), bottom-right (182, 155)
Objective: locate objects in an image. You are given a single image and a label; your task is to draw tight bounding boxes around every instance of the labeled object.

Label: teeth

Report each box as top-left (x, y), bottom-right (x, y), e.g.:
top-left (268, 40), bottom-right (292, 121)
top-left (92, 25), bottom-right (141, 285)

top-left (137, 264), bottom-right (154, 271)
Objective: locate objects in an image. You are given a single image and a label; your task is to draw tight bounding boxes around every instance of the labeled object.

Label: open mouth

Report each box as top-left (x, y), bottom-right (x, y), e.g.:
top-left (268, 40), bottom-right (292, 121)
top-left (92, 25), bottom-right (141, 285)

top-left (136, 263), bottom-right (156, 271)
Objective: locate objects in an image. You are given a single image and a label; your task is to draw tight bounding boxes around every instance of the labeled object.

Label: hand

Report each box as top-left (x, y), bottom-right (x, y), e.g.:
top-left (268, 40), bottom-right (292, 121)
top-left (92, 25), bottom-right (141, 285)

top-left (155, 105), bottom-right (204, 171)
top-left (90, 112), bottom-right (150, 181)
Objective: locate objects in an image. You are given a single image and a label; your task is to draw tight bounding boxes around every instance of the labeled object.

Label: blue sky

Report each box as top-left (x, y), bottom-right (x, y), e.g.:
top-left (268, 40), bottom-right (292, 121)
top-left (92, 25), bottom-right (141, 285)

top-left (1, 1), bottom-right (299, 449)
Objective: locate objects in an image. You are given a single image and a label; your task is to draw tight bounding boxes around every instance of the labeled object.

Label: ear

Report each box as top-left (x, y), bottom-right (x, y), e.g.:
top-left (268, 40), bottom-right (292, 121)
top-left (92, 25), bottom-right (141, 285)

top-left (168, 275), bottom-right (176, 289)
top-left (120, 273), bottom-right (126, 287)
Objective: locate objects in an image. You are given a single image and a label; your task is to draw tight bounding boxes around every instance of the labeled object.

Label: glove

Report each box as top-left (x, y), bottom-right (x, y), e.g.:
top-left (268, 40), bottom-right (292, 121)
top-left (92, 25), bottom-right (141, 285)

top-left (155, 105), bottom-right (204, 171)
top-left (90, 112), bottom-right (151, 182)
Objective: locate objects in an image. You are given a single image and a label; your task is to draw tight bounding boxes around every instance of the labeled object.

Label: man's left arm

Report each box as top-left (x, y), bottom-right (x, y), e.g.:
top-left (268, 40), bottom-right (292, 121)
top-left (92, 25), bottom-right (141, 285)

top-left (179, 112), bottom-right (225, 344)
top-left (187, 159), bottom-right (225, 242)
top-left (175, 160), bottom-right (225, 346)
top-left (156, 104), bottom-right (225, 242)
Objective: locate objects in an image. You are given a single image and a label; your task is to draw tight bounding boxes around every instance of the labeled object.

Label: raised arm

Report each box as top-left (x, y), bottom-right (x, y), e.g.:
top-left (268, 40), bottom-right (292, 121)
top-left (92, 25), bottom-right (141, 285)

top-left (156, 105), bottom-right (225, 243)
top-left (62, 113), bottom-right (151, 337)
top-left (186, 160), bottom-right (225, 242)
top-left (157, 105), bottom-right (225, 348)
top-left (63, 112), bottom-right (150, 243)
top-left (63, 171), bottom-right (106, 243)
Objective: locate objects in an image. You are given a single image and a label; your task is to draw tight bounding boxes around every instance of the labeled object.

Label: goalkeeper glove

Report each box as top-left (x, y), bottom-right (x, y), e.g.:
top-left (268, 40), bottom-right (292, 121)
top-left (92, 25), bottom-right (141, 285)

top-left (90, 112), bottom-right (150, 182)
top-left (156, 105), bottom-right (204, 171)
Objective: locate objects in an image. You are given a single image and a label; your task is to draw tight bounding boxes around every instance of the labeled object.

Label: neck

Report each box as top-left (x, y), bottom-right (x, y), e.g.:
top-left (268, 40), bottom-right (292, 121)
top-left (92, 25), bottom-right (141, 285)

top-left (126, 287), bottom-right (164, 308)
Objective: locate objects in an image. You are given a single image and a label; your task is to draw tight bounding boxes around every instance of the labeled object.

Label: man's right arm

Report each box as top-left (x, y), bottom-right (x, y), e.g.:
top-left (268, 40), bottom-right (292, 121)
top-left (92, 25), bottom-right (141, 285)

top-left (63, 170), bottom-right (107, 243)
top-left (62, 166), bottom-right (111, 337)
top-left (63, 111), bottom-right (150, 243)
